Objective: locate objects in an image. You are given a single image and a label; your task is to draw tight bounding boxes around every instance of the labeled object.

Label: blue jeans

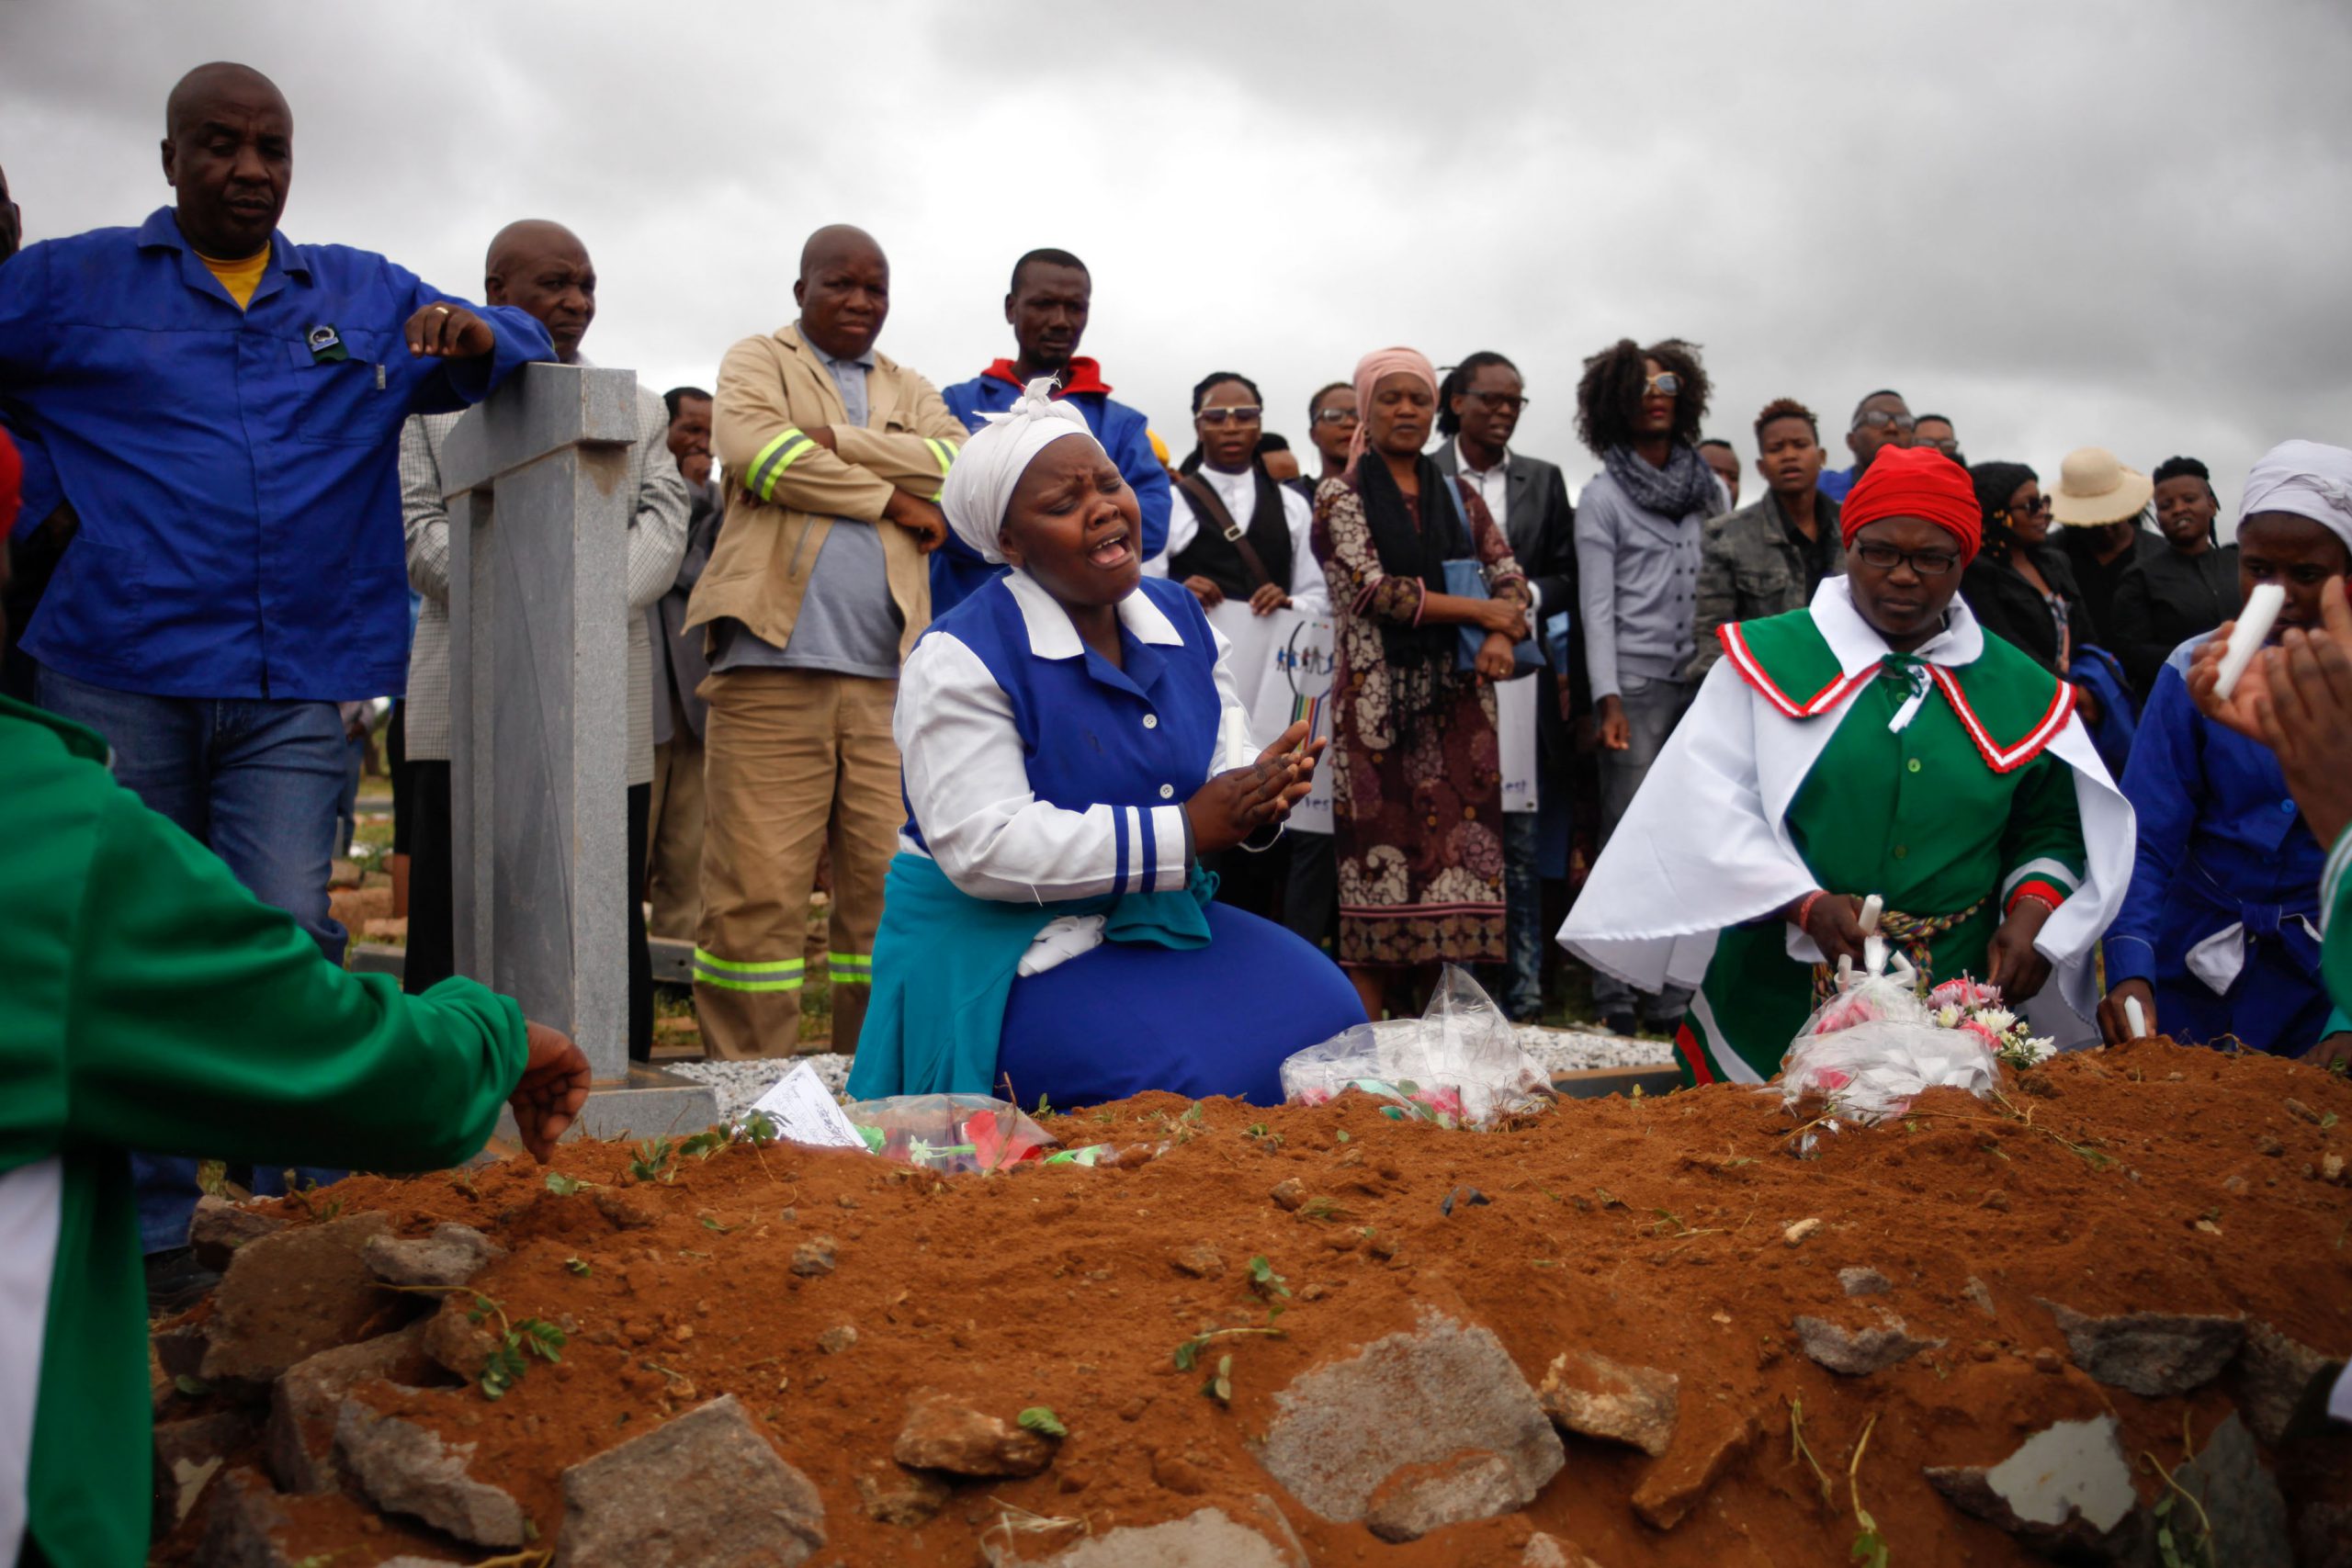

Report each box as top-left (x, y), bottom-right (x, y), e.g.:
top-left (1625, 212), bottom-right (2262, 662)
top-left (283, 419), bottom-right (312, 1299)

top-left (1486, 812), bottom-right (1545, 1021)
top-left (1591, 673), bottom-right (1695, 1023)
top-left (37, 667), bottom-right (353, 1252)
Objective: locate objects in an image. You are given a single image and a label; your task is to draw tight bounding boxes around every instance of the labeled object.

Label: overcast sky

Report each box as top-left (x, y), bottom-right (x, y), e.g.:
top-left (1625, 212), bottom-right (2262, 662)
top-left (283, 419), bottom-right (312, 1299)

top-left (6, 0), bottom-right (2349, 523)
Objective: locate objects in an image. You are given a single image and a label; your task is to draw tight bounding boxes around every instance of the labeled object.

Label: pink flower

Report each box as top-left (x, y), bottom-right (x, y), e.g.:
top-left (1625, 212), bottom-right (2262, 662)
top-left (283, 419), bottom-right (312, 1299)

top-left (1928, 976), bottom-right (2001, 1010)
top-left (1814, 993), bottom-right (1883, 1032)
top-left (1410, 1086), bottom-right (1466, 1120)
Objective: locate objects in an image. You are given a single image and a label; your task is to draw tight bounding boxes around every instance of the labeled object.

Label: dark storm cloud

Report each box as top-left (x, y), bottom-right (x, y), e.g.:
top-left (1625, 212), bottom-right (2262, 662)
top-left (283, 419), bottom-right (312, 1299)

top-left (4, 0), bottom-right (2346, 513)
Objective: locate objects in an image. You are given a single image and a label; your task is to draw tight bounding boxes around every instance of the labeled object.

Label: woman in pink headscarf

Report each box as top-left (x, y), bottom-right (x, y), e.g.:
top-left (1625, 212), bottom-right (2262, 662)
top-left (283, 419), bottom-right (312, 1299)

top-left (1313, 347), bottom-right (1532, 1019)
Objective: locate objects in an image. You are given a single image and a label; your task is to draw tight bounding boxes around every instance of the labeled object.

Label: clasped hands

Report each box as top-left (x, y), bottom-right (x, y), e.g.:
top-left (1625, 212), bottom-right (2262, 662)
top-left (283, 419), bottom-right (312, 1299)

top-left (1184, 720), bottom-right (1326, 854)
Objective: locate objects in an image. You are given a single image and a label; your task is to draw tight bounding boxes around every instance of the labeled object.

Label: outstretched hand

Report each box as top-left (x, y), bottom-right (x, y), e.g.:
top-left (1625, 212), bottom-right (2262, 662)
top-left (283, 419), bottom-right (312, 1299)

top-left (1184, 720), bottom-right (1325, 855)
top-left (509, 1021), bottom-right (591, 1163)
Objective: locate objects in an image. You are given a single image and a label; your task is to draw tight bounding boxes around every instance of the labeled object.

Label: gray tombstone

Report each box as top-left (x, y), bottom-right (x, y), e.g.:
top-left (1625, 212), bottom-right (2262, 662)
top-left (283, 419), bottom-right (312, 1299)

top-left (440, 362), bottom-right (717, 1140)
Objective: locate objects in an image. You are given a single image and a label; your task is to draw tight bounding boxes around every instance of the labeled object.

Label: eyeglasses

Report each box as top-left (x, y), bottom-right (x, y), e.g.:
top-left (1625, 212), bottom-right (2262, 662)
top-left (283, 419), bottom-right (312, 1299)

top-left (2007, 496), bottom-right (2053, 517)
top-left (1852, 541), bottom-right (1962, 578)
top-left (1313, 406), bottom-right (1359, 425)
top-left (1198, 406), bottom-right (1263, 426)
top-left (1915, 437), bottom-right (1960, 455)
top-left (1464, 391), bottom-right (1529, 412)
top-left (1643, 372), bottom-right (1681, 398)
top-left (1852, 410), bottom-right (1918, 434)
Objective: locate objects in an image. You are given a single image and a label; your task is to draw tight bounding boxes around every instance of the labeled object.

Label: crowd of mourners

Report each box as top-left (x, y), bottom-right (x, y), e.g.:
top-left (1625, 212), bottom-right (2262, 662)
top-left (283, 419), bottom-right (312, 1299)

top-left (7, 62), bottom-right (2352, 1566)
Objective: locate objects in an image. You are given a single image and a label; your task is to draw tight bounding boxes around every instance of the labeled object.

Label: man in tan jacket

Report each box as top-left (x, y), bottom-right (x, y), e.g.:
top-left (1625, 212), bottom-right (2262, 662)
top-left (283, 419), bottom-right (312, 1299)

top-left (686, 224), bottom-right (961, 1058)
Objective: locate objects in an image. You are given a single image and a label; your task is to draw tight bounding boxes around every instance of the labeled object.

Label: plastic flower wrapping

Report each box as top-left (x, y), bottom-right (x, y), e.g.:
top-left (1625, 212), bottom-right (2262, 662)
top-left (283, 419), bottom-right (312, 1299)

top-left (1779, 939), bottom-right (2055, 1130)
top-left (1281, 965), bottom-right (1555, 1129)
top-left (839, 1094), bottom-right (1125, 1175)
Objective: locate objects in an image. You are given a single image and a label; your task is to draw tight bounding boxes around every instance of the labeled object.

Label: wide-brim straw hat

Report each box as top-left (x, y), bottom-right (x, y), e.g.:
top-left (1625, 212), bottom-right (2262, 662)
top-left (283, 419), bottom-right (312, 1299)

top-left (2049, 445), bottom-right (2154, 527)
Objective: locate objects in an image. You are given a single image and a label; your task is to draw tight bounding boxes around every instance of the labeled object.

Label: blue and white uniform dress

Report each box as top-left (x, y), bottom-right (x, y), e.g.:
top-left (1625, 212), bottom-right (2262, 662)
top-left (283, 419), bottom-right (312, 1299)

top-left (2105, 636), bottom-right (2341, 1054)
top-left (844, 570), bottom-right (1364, 1106)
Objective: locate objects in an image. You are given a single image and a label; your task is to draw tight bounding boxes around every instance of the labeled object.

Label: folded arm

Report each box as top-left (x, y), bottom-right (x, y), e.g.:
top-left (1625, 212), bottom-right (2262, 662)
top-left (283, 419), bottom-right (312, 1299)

top-left (714, 339), bottom-right (897, 522)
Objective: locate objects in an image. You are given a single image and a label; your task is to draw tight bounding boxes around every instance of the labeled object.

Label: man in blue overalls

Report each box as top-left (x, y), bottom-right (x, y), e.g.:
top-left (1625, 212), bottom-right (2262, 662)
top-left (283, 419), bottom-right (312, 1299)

top-left (0, 62), bottom-right (549, 1303)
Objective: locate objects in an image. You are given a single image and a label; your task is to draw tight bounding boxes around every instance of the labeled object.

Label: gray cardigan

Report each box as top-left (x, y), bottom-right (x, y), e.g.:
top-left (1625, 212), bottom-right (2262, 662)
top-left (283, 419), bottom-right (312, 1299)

top-left (1573, 467), bottom-right (1716, 701)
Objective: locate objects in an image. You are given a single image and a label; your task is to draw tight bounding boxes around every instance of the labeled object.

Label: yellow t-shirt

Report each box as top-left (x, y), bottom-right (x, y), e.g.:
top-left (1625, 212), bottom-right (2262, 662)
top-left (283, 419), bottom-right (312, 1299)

top-left (198, 249), bottom-right (269, 310)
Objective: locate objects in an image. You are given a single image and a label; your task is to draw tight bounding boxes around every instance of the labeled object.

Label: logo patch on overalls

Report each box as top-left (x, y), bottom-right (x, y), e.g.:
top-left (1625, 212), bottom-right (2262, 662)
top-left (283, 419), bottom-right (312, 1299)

top-left (305, 323), bottom-right (348, 363)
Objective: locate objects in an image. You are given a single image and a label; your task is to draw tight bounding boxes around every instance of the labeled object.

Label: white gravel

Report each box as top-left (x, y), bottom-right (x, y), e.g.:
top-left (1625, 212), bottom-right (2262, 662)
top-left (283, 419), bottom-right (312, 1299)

top-left (667, 1024), bottom-right (1670, 1122)
top-left (669, 1055), bottom-right (854, 1124)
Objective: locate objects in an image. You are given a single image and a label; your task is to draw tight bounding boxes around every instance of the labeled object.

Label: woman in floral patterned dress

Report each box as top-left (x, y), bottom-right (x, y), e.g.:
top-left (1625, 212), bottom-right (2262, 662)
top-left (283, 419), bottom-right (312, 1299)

top-left (1313, 346), bottom-right (1532, 1019)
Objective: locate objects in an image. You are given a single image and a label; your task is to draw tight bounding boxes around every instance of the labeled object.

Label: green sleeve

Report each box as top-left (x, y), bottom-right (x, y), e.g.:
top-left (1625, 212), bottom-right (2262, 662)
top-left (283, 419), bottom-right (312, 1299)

top-left (2326, 827), bottom-right (2352, 1016)
top-left (62, 784), bottom-right (527, 1172)
top-left (1997, 750), bottom-right (2088, 907)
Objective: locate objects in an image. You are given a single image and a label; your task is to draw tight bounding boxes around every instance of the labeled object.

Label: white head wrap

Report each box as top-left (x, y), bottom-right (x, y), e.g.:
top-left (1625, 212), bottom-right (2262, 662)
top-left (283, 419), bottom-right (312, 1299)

top-left (2240, 438), bottom-right (2352, 558)
top-left (940, 376), bottom-right (1103, 565)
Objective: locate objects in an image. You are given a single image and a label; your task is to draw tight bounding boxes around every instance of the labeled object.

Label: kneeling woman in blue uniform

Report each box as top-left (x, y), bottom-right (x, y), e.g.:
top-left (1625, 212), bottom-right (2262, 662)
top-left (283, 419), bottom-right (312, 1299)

top-left (844, 379), bottom-right (1366, 1106)
top-left (2099, 439), bottom-right (2352, 1057)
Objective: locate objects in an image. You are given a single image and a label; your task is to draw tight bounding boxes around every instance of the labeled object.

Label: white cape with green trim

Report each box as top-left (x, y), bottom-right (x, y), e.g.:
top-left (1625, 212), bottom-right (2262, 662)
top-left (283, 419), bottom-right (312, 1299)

top-left (1559, 580), bottom-right (2135, 1023)
top-left (0, 1156), bottom-right (62, 1566)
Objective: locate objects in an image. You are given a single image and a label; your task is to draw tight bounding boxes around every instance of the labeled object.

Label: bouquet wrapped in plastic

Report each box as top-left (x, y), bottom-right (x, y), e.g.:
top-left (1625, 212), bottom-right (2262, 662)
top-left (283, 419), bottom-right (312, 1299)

top-left (839, 1094), bottom-right (1120, 1175)
top-left (1778, 897), bottom-right (2050, 1127)
top-left (1281, 965), bottom-right (1555, 1129)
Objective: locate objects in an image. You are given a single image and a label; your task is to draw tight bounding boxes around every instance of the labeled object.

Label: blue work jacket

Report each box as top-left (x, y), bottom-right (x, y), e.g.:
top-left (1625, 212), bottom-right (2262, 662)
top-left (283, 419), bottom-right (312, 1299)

top-left (934, 367), bottom-right (1171, 615)
top-left (2106, 641), bottom-right (2328, 1050)
top-left (0, 208), bottom-right (550, 701)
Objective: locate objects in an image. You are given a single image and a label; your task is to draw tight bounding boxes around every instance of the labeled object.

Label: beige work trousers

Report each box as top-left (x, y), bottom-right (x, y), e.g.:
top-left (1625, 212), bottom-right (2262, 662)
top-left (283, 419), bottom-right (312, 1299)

top-left (694, 668), bottom-right (898, 1059)
top-left (645, 730), bottom-right (707, 941)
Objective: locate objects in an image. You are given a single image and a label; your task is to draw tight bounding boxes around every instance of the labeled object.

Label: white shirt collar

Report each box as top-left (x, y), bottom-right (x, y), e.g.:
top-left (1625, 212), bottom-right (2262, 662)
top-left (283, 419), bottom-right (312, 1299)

top-left (1810, 575), bottom-right (1984, 675)
top-left (1004, 569), bottom-right (1186, 660)
top-left (1453, 435), bottom-right (1509, 478)
top-left (1201, 463), bottom-right (1255, 502)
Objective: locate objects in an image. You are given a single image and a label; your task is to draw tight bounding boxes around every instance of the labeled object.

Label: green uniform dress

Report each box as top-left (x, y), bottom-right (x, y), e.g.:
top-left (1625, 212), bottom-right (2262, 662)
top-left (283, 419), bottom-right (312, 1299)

top-left (1680, 612), bottom-right (2087, 1085)
top-left (0, 695), bottom-right (527, 1568)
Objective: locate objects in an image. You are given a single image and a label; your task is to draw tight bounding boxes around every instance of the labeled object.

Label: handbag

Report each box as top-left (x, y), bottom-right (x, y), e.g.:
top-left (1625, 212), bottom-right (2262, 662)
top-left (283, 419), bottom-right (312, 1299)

top-left (1437, 480), bottom-right (1542, 675)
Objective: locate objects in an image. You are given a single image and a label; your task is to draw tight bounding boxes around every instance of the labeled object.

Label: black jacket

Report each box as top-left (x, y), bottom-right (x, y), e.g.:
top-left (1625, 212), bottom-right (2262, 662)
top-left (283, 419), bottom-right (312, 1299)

top-left (2108, 544), bottom-right (2241, 695)
top-left (1433, 442), bottom-right (1588, 784)
top-left (1961, 543), bottom-right (2098, 679)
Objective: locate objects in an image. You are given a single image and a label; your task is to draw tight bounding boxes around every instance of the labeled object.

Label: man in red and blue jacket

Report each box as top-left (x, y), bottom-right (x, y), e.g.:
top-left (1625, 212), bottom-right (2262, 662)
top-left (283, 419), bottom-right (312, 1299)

top-left (0, 62), bottom-right (549, 1283)
top-left (937, 248), bottom-right (1170, 613)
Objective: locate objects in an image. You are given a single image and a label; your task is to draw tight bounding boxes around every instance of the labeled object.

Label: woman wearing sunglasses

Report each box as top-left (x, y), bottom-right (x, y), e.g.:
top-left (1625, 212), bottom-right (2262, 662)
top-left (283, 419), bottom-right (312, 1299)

top-left (1563, 447), bottom-right (2132, 1084)
top-left (1570, 335), bottom-right (1727, 1035)
top-left (1160, 371), bottom-right (1327, 623)
top-left (1959, 463), bottom-right (2098, 686)
top-left (1156, 371), bottom-right (1330, 919)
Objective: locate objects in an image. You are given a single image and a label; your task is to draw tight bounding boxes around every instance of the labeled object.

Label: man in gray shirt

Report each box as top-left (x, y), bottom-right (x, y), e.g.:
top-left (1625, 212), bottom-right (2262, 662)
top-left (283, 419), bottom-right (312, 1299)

top-left (686, 225), bottom-right (964, 1059)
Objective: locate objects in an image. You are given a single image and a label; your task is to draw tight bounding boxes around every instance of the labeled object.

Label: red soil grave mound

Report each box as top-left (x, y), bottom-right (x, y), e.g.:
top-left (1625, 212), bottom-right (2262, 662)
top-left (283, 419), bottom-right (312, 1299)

top-left (153, 1038), bottom-right (2352, 1566)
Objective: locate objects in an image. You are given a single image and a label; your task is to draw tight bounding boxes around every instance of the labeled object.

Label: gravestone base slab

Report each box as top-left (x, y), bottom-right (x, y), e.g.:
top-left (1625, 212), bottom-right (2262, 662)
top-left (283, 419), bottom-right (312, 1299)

top-left (491, 1064), bottom-right (720, 1147)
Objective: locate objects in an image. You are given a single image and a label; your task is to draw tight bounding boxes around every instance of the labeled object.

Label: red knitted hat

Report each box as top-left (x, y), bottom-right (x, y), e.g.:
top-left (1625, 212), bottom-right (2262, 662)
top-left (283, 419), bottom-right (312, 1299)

top-left (1839, 446), bottom-right (1982, 561)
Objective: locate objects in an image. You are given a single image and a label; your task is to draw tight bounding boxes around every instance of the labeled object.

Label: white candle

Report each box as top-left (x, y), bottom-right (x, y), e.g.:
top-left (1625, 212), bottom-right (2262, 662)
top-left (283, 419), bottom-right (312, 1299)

top-left (2124, 996), bottom-right (2146, 1039)
top-left (2213, 582), bottom-right (2286, 701)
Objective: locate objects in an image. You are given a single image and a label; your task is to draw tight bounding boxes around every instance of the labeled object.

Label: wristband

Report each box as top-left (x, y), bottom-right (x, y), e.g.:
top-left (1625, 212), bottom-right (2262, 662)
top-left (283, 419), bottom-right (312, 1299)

top-left (2005, 879), bottom-right (2067, 917)
top-left (1792, 889), bottom-right (1828, 933)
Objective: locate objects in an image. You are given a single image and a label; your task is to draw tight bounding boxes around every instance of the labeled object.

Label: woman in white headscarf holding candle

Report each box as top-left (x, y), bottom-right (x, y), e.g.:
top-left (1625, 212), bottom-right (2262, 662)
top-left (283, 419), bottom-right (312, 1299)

top-left (844, 379), bottom-right (1366, 1106)
top-left (2099, 439), bottom-right (2352, 1059)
